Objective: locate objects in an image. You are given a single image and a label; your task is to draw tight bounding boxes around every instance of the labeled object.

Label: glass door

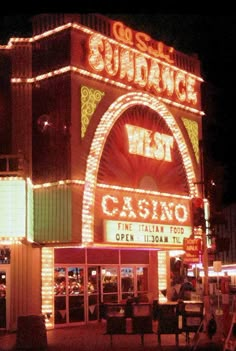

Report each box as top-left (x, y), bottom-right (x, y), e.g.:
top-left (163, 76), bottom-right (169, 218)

top-left (0, 250), bottom-right (10, 330)
top-left (87, 266), bottom-right (99, 321)
top-left (121, 267), bottom-right (134, 300)
top-left (101, 266), bottom-right (149, 303)
top-left (121, 266), bottom-right (149, 302)
top-left (101, 266), bottom-right (118, 303)
top-left (54, 267), bottom-right (66, 324)
top-left (54, 266), bottom-right (85, 325)
top-left (68, 267), bottom-right (85, 323)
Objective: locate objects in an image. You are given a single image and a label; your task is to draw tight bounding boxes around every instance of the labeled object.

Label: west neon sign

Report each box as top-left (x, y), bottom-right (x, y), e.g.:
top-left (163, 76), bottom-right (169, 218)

top-left (88, 33), bottom-right (198, 107)
top-left (125, 124), bottom-right (174, 161)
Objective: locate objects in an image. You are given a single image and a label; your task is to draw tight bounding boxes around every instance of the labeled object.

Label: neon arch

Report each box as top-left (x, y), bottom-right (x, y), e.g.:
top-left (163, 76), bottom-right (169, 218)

top-left (82, 91), bottom-right (199, 244)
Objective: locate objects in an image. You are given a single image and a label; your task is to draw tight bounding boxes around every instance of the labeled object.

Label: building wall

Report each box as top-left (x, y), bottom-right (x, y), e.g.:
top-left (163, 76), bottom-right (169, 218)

top-left (10, 243), bottom-right (41, 331)
top-left (0, 51), bottom-right (11, 154)
top-left (11, 43), bottom-right (32, 177)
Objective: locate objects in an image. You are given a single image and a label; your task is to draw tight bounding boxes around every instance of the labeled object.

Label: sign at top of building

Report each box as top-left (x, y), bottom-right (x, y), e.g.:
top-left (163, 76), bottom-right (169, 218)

top-left (111, 21), bottom-right (175, 64)
top-left (86, 18), bottom-right (201, 110)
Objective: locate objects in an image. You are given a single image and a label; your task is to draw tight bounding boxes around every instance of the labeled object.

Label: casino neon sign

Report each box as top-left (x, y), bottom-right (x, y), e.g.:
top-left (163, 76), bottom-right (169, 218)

top-left (101, 192), bottom-right (192, 246)
top-left (101, 193), bottom-right (190, 224)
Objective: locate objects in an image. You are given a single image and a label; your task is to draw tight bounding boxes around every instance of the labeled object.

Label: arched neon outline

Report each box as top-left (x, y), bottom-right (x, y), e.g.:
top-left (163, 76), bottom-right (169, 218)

top-left (82, 92), bottom-right (199, 244)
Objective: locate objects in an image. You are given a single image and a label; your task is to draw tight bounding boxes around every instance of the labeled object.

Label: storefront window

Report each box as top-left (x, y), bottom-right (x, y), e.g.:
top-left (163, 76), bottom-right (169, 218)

top-left (101, 267), bottom-right (118, 303)
top-left (0, 271), bottom-right (6, 328)
top-left (54, 266), bottom-right (85, 324)
top-left (137, 266), bottom-right (148, 301)
top-left (137, 267), bottom-right (148, 291)
top-left (68, 267), bottom-right (84, 322)
top-left (54, 267), bottom-right (66, 295)
top-left (0, 248), bottom-right (10, 264)
top-left (54, 267), bottom-right (66, 324)
top-left (69, 294), bottom-right (84, 322)
top-left (121, 267), bottom-right (134, 300)
top-left (88, 267), bottom-right (97, 294)
top-left (87, 267), bottom-right (99, 321)
top-left (68, 267), bottom-right (84, 295)
top-left (54, 262), bottom-right (149, 324)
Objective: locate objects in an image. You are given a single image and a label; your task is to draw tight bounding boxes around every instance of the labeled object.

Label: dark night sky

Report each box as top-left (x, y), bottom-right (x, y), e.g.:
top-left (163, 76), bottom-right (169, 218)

top-left (1, 13), bottom-right (236, 205)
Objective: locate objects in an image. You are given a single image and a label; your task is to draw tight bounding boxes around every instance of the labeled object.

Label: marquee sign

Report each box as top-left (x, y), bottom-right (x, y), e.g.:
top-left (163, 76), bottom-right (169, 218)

top-left (98, 189), bottom-right (192, 247)
top-left (104, 219), bottom-right (192, 246)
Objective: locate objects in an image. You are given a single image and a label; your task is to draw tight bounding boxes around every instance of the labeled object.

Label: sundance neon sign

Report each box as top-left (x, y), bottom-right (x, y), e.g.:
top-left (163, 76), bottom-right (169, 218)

top-left (126, 124), bottom-right (174, 161)
top-left (88, 33), bottom-right (198, 106)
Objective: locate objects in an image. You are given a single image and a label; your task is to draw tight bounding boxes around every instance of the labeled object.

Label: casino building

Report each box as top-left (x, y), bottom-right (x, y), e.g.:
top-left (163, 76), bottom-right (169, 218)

top-left (0, 13), bottom-right (207, 331)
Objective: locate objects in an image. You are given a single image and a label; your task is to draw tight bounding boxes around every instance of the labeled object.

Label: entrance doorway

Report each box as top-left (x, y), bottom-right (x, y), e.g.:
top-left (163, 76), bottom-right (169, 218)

top-left (54, 266), bottom-right (85, 325)
top-left (54, 265), bottom-right (101, 325)
top-left (53, 248), bottom-right (150, 326)
top-left (54, 264), bottom-right (149, 326)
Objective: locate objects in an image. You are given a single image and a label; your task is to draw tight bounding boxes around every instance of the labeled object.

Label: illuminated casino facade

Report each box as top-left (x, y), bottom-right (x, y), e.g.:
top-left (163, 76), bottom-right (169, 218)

top-left (0, 14), bottom-right (206, 330)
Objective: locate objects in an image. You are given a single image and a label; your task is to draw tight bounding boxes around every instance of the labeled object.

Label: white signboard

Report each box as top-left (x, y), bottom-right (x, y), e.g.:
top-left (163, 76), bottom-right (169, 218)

top-left (0, 179), bottom-right (26, 237)
top-left (104, 219), bottom-right (192, 246)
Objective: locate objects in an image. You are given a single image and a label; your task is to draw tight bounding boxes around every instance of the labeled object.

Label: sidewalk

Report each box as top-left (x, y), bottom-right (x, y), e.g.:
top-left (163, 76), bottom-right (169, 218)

top-left (0, 319), bottom-right (224, 351)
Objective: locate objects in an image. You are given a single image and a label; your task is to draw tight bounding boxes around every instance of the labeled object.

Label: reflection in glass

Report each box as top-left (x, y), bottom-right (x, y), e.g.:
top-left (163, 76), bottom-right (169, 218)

top-left (54, 267), bottom-right (66, 295)
top-left (121, 267), bottom-right (134, 300)
top-left (68, 267), bottom-right (85, 322)
top-left (137, 267), bottom-right (148, 291)
top-left (69, 295), bottom-right (84, 322)
top-left (101, 267), bottom-right (118, 303)
top-left (54, 268), bottom-right (67, 324)
top-left (54, 266), bottom-right (85, 324)
top-left (0, 271), bottom-right (6, 328)
top-left (137, 267), bottom-right (149, 302)
top-left (88, 294), bottom-right (98, 321)
top-left (0, 248), bottom-right (10, 264)
top-left (103, 294), bottom-right (118, 303)
top-left (68, 267), bottom-right (84, 295)
top-left (88, 267), bottom-right (98, 321)
top-left (88, 267), bottom-right (97, 293)
top-left (54, 296), bottom-right (66, 324)
top-left (102, 267), bottom-right (118, 293)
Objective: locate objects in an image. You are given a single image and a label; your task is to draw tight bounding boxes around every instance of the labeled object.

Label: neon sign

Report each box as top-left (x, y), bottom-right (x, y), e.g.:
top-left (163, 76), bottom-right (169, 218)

top-left (88, 33), bottom-right (198, 107)
top-left (125, 124), bottom-right (174, 161)
top-left (98, 189), bottom-right (192, 247)
top-left (112, 21), bottom-right (174, 64)
top-left (101, 193), bottom-right (190, 224)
